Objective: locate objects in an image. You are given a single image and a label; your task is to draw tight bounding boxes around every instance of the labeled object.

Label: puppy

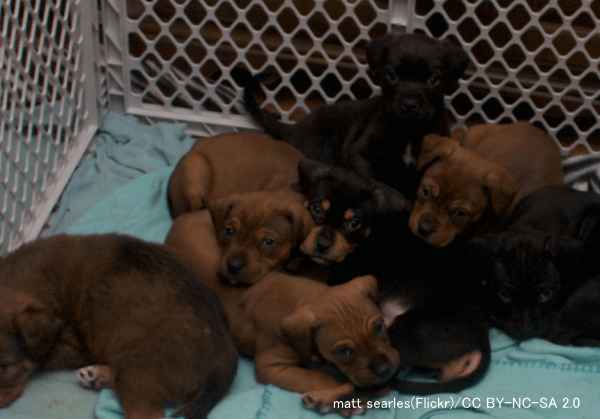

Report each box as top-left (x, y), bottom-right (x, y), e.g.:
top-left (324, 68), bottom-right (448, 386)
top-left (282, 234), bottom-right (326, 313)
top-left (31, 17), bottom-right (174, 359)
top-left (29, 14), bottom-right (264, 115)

top-left (168, 131), bottom-right (304, 218)
top-left (470, 185), bottom-right (600, 345)
top-left (208, 189), bottom-right (314, 286)
top-left (234, 272), bottom-right (400, 416)
top-left (0, 234), bottom-right (237, 419)
top-left (244, 33), bottom-right (469, 198)
top-left (292, 159), bottom-right (412, 268)
top-left (410, 121), bottom-right (564, 247)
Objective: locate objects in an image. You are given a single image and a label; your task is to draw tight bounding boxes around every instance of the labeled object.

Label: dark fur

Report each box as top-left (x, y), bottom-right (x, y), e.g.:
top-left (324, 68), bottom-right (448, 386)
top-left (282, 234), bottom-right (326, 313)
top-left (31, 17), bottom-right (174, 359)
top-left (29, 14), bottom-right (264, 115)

top-left (471, 185), bottom-right (600, 345)
top-left (0, 234), bottom-right (238, 418)
top-left (290, 159), bottom-right (490, 394)
top-left (244, 33), bottom-right (469, 198)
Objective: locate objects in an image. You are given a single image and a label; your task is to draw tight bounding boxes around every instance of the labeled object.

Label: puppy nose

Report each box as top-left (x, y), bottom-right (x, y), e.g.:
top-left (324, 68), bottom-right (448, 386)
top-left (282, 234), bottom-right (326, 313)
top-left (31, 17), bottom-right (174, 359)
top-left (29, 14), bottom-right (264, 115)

top-left (400, 97), bottom-right (421, 113)
top-left (417, 215), bottom-right (437, 238)
top-left (316, 231), bottom-right (334, 252)
top-left (226, 255), bottom-right (246, 275)
top-left (369, 355), bottom-right (393, 381)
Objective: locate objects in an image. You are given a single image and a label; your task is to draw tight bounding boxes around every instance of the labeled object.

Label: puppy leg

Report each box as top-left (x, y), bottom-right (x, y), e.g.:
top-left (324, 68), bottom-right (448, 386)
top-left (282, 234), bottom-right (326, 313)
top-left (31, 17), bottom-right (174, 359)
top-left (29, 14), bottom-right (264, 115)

top-left (77, 365), bottom-right (114, 391)
top-left (169, 154), bottom-right (212, 217)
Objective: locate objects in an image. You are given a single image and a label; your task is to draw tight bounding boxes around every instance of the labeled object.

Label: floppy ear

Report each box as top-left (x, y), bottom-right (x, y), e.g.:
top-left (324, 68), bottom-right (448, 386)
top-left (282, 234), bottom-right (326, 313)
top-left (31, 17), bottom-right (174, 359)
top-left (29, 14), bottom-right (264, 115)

top-left (483, 168), bottom-right (517, 215)
top-left (208, 195), bottom-right (239, 232)
top-left (366, 34), bottom-right (392, 86)
top-left (281, 203), bottom-right (315, 247)
top-left (281, 309), bottom-right (319, 359)
top-left (295, 159), bottom-right (331, 194)
top-left (372, 183), bottom-right (413, 215)
top-left (15, 305), bottom-right (62, 362)
top-left (543, 234), bottom-right (584, 275)
top-left (416, 134), bottom-right (455, 171)
top-left (347, 274), bottom-right (379, 303)
top-left (443, 39), bottom-right (470, 85)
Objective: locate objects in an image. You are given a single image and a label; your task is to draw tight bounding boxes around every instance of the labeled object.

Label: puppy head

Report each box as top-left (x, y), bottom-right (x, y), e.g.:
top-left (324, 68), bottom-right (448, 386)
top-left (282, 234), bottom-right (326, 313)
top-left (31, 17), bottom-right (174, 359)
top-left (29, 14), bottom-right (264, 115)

top-left (0, 293), bottom-right (61, 407)
top-left (409, 134), bottom-right (516, 247)
top-left (470, 232), bottom-right (583, 340)
top-left (367, 33), bottom-right (469, 121)
top-left (282, 275), bottom-right (400, 387)
top-left (209, 191), bottom-right (313, 286)
top-left (293, 159), bottom-right (412, 264)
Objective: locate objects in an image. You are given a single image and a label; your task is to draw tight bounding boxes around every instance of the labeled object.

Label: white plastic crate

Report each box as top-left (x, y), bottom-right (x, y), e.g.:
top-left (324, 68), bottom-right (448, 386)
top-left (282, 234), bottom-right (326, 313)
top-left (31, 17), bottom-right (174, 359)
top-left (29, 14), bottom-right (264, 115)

top-left (2, 0), bottom-right (599, 254)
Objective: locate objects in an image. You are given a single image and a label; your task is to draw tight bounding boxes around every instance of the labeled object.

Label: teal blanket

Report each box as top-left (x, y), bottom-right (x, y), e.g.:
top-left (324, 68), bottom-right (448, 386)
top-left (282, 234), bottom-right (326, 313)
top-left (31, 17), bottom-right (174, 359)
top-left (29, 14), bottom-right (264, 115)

top-left (1, 114), bottom-right (598, 419)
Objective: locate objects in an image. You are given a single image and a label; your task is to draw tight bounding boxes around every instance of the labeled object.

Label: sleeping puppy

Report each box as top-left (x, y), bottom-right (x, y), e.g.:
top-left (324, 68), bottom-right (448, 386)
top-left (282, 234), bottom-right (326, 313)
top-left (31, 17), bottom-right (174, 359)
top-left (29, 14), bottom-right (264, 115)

top-left (292, 159), bottom-right (411, 267)
top-left (168, 131), bottom-right (303, 218)
top-left (233, 272), bottom-right (399, 417)
top-left (0, 234), bottom-right (237, 419)
top-left (470, 185), bottom-right (600, 345)
top-left (244, 33), bottom-right (469, 198)
top-left (208, 189), bottom-right (314, 286)
top-left (410, 122), bottom-right (564, 247)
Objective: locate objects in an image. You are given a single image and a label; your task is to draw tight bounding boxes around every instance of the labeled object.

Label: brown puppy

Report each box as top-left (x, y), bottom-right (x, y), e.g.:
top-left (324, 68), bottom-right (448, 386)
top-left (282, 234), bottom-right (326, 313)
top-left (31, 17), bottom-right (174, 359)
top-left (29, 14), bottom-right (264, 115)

top-left (409, 122), bottom-right (564, 247)
top-left (234, 273), bottom-right (399, 416)
top-left (168, 131), bottom-right (304, 218)
top-left (208, 189), bottom-right (314, 286)
top-left (0, 234), bottom-right (237, 419)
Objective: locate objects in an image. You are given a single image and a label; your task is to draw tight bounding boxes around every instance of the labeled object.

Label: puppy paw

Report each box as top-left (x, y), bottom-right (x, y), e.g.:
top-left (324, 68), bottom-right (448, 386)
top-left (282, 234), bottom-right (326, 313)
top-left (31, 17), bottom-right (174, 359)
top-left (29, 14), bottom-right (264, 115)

top-left (302, 390), bottom-right (367, 417)
top-left (77, 366), bottom-right (110, 391)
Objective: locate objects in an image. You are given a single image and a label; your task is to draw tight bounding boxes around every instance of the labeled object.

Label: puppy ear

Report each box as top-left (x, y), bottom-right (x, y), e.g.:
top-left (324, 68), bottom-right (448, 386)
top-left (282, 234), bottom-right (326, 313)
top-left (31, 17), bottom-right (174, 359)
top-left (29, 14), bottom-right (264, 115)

top-left (208, 195), bottom-right (239, 232)
top-left (483, 169), bottom-right (517, 215)
top-left (443, 40), bottom-right (470, 84)
top-left (348, 275), bottom-right (379, 303)
top-left (543, 234), bottom-right (584, 275)
top-left (296, 159), bottom-right (331, 194)
top-left (416, 134), bottom-right (455, 172)
top-left (15, 305), bottom-right (62, 362)
top-left (281, 309), bottom-right (319, 359)
top-left (281, 204), bottom-right (315, 247)
top-left (366, 34), bottom-right (392, 86)
top-left (372, 184), bottom-right (413, 215)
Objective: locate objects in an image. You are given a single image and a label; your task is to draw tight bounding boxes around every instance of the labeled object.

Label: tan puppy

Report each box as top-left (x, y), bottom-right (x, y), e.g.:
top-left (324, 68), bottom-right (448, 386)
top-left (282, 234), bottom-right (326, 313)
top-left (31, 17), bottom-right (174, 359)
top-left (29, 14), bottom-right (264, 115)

top-left (410, 121), bottom-right (564, 247)
top-left (165, 212), bottom-right (398, 417)
top-left (234, 273), bottom-right (399, 416)
top-left (208, 189), bottom-right (314, 286)
top-left (168, 131), bottom-right (304, 218)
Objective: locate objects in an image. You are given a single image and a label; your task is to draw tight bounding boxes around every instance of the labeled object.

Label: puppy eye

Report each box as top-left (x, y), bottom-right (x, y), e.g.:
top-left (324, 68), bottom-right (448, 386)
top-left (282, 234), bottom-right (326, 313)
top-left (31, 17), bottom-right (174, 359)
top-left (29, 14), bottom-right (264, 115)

top-left (385, 70), bottom-right (397, 84)
top-left (310, 203), bottom-right (323, 216)
top-left (428, 74), bottom-right (440, 86)
top-left (0, 364), bottom-right (7, 374)
top-left (539, 289), bottom-right (553, 303)
top-left (374, 321), bottom-right (386, 334)
top-left (421, 186), bottom-right (431, 199)
top-left (499, 289), bottom-right (512, 303)
top-left (224, 227), bottom-right (235, 237)
top-left (347, 218), bottom-right (362, 230)
top-left (336, 346), bottom-right (354, 359)
top-left (453, 209), bottom-right (468, 219)
top-left (262, 238), bottom-right (275, 246)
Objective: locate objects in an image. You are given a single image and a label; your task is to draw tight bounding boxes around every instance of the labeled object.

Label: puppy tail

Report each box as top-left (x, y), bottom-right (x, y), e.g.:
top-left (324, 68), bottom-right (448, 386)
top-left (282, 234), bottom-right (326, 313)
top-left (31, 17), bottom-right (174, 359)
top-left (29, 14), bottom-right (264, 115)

top-left (243, 71), bottom-right (297, 141)
top-left (389, 344), bottom-right (491, 395)
top-left (173, 347), bottom-right (238, 419)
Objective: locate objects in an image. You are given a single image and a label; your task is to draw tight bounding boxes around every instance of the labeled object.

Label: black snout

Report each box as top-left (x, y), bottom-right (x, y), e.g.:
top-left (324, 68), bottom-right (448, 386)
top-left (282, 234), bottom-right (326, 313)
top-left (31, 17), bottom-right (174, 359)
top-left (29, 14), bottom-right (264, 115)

top-left (417, 218), bottom-right (436, 238)
top-left (400, 97), bottom-right (422, 113)
top-left (316, 230), bottom-right (334, 253)
top-left (369, 355), bottom-right (393, 381)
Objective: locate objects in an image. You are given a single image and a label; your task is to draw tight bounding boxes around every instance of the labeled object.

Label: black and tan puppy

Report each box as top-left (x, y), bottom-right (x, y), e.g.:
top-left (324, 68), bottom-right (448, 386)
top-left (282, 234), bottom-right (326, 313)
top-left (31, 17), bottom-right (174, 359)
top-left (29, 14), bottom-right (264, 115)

top-left (244, 33), bottom-right (469, 198)
top-left (471, 185), bottom-right (600, 345)
top-left (0, 234), bottom-right (237, 419)
top-left (292, 159), bottom-right (411, 268)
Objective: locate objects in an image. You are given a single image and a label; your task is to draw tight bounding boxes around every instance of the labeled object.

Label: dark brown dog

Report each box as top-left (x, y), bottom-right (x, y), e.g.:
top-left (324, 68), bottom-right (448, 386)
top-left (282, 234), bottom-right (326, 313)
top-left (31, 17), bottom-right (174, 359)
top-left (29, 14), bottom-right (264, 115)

top-left (0, 234), bottom-right (237, 419)
top-left (244, 33), bottom-right (469, 198)
top-left (208, 189), bottom-right (314, 286)
top-left (409, 121), bottom-right (564, 247)
top-left (168, 131), bottom-right (304, 218)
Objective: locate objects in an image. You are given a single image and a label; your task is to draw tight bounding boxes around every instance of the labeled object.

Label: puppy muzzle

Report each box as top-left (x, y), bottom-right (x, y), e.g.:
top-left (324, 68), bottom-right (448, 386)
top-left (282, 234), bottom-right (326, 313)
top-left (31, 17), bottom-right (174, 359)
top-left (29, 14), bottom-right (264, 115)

top-left (417, 215), bottom-right (438, 238)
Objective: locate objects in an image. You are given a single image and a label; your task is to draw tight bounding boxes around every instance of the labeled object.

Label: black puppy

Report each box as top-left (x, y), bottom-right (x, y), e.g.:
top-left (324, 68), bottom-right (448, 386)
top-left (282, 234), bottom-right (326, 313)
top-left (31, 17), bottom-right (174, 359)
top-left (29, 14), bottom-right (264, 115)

top-left (290, 159), bottom-right (491, 394)
top-left (471, 185), bottom-right (600, 345)
top-left (244, 33), bottom-right (469, 198)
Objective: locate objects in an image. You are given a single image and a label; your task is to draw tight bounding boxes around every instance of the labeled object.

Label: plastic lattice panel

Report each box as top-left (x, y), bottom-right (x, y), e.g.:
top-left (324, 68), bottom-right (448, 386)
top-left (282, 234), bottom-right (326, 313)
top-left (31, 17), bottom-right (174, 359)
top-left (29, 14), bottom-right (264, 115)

top-left (0, 0), bottom-right (94, 253)
top-left (108, 0), bottom-right (390, 131)
top-left (411, 0), bottom-right (600, 155)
